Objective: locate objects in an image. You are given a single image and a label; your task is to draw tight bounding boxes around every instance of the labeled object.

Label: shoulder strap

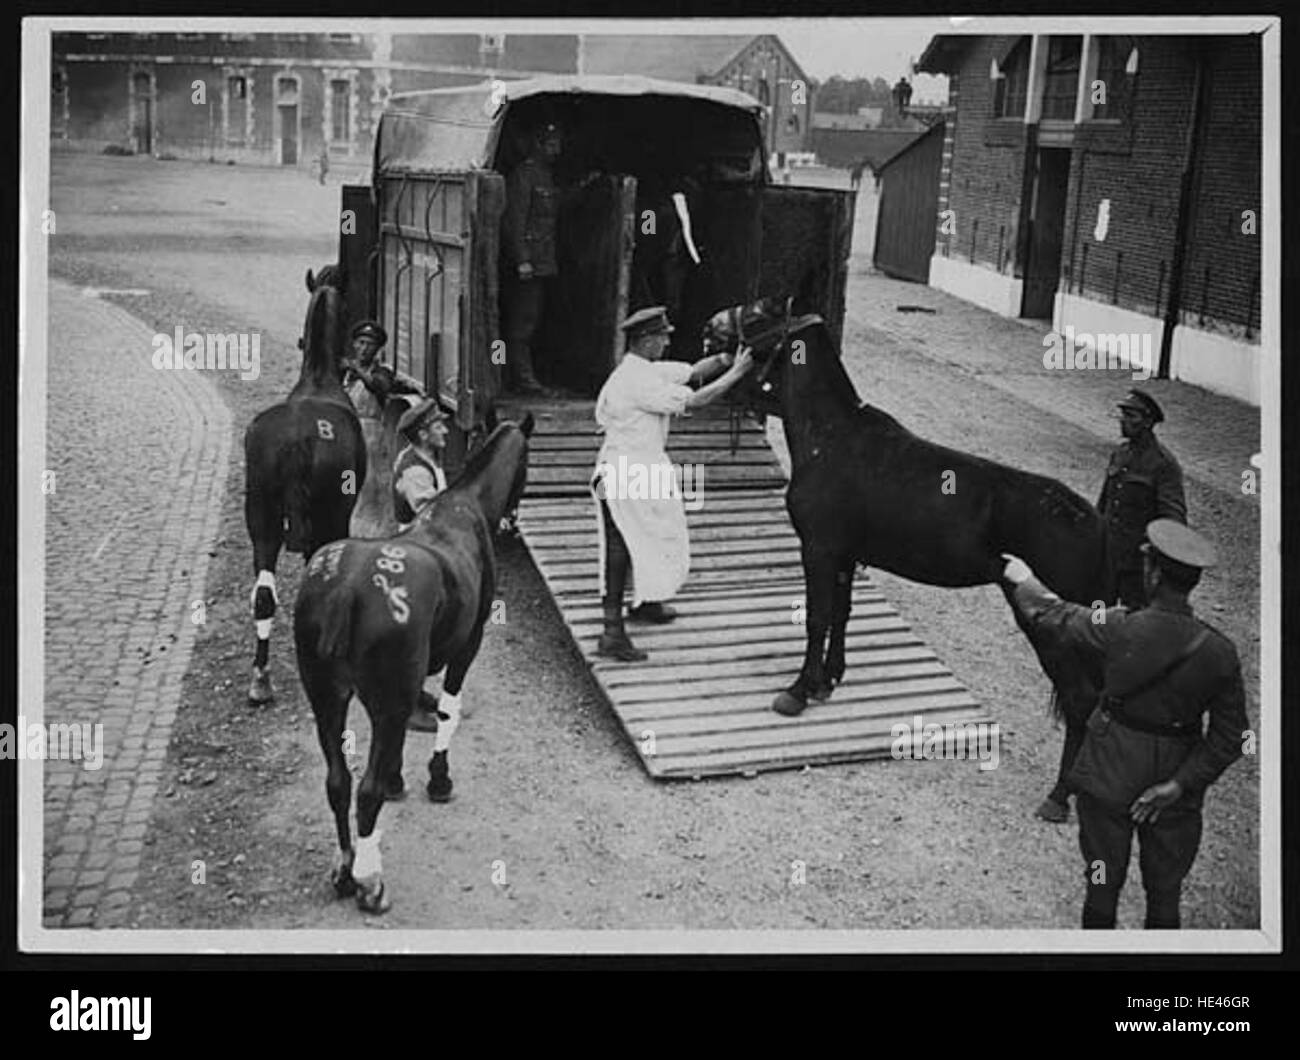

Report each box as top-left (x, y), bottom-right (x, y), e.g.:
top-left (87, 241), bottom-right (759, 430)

top-left (1115, 626), bottom-right (1211, 701)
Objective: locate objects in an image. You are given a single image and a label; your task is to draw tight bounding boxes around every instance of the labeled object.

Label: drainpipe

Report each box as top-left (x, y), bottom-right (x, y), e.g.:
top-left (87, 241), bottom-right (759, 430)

top-left (1159, 40), bottom-right (1210, 379)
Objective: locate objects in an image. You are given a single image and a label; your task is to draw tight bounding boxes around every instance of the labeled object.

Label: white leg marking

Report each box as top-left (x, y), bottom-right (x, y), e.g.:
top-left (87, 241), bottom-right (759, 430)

top-left (255, 619), bottom-right (273, 639)
top-left (353, 829), bottom-right (383, 879)
top-left (433, 691), bottom-right (462, 752)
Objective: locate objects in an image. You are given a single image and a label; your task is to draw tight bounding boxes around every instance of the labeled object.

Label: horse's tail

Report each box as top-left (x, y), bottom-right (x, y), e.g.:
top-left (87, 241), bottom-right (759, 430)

top-left (284, 435), bottom-right (315, 555)
top-left (315, 580), bottom-right (356, 660)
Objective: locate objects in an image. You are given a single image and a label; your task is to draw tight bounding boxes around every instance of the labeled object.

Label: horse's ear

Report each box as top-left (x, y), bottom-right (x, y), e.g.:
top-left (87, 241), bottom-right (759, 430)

top-left (485, 405), bottom-right (499, 433)
top-left (520, 412), bottom-right (535, 438)
top-left (305, 268), bottom-right (317, 292)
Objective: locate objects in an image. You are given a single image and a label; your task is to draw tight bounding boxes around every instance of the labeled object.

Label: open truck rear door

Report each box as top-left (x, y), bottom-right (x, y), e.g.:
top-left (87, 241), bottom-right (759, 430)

top-left (372, 170), bottom-right (505, 433)
top-left (758, 185), bottom-right (856, 347)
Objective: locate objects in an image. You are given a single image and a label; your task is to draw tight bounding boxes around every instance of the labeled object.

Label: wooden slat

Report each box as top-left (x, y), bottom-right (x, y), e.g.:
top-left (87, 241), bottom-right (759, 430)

top-left (508, 404), bottom-right (989, 778)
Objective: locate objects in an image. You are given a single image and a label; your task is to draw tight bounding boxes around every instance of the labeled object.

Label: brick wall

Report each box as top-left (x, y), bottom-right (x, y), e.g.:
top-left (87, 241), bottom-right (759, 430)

top-left (1061, 38), bottom-right (1195, 320)
top-left (1180, 35), bottom-right (1262, 339)
top-left (938, 36), bottom-right (1031, 275)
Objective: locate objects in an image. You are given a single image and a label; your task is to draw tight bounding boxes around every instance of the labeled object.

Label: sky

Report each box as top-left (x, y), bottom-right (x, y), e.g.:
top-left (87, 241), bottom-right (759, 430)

top-left (772, 19), bottom-right (951, 104)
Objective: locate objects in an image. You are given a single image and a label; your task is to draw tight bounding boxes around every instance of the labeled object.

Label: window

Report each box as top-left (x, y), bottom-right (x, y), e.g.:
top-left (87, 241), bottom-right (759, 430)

top-left (481, 33), bottom-right (505, 52)
top-left (755, 77), bottom-right (770, 106)
top-left (330, 79), bottom-right (351, 143)
top-left (328, 33), bottom-right (359, 44)
top-left (1041, 36), bottom-right (1082, 120)
top-left (227, 75), bottom-right (249, 145)
top-left (994, 39), bottom-right (1029, 118)
top-left (1091, 36), bottom-right (1135, 120)
top-left (277, 77), bottom-right (298, 103)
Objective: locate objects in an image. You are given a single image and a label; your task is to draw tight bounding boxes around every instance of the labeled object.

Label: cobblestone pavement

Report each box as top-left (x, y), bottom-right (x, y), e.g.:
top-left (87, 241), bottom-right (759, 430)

top-left (42, 278), bottom-right (232, 928)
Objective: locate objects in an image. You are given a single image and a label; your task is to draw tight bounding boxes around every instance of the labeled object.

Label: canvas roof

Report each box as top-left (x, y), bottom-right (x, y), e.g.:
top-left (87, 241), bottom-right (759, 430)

top-left (378, 74), bottom-right (763, 173)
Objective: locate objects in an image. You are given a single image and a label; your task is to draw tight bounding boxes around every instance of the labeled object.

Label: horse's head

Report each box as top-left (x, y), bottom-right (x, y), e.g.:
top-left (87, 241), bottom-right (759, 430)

top-left (299, 284), bottom-right (348, 386)
top-left (703, 297), bottom-right (796, 421)
top-left (462, 406), bottom-right (535, 535)
top-left (306, 263), bottom-right (345, 294)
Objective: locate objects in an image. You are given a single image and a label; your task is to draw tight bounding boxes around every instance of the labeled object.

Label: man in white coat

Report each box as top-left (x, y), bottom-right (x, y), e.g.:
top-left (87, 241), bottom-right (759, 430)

top-left (592, 306), bottom-right (754, 661)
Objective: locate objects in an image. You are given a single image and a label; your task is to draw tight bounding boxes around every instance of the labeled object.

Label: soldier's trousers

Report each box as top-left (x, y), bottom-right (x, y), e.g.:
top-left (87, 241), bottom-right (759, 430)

top-left (503, 275), bottom-right (549, 385)
top-left (1077, 791), bottom-right (1203, 929)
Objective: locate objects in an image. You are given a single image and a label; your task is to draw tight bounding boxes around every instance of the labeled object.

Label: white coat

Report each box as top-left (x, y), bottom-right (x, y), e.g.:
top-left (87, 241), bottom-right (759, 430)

top-left (592, 352), bottom-right (694, 606)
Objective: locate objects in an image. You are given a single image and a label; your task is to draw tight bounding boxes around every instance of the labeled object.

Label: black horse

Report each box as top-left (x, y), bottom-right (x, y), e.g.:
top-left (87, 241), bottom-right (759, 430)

top-left (293, 410), bottom-right (533, 914)
top-left (243, 282), bottom-right (366, 705)
top-left (712, 300), bottom-right (1109, 813)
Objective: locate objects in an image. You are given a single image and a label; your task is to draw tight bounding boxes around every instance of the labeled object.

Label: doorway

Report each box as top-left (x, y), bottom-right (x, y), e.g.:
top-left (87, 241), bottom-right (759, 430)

top-left (278, 105), bottom-right (298, 165)
top-left (1021, 147), bottom-right (1071, 319)
top-left (130, 71), bottom-right (154, 155)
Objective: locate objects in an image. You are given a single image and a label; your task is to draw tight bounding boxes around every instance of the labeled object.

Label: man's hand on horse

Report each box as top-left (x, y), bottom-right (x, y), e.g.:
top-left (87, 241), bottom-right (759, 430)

top-left (1001, 553), bottom-right (1033, 584)
top-left (517, 262), bottom-right (535, 281)
top-left (731, 347), bottom-right (755, 376)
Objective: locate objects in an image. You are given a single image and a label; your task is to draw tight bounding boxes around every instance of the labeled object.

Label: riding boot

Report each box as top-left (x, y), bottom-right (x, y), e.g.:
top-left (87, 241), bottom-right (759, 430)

top-left (596, 507), bottom-right (647, 662)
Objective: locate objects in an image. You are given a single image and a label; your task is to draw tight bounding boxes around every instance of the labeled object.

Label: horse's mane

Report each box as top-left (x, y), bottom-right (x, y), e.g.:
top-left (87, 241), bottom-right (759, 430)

top-left (798, 320), bottom-right (862, 418)
top-left (445, 421), bottom-right (522, 493)
top-left (301, 285), bottom-right (345, 380)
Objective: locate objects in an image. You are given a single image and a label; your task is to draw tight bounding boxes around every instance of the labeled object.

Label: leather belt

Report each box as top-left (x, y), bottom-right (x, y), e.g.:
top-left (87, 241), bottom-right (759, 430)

top-left (1101, 700), bottom-right (1199, 739)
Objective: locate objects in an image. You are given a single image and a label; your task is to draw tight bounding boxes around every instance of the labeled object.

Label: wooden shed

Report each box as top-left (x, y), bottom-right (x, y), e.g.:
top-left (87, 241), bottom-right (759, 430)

top-left (872, 121), bottom-right (945, 283)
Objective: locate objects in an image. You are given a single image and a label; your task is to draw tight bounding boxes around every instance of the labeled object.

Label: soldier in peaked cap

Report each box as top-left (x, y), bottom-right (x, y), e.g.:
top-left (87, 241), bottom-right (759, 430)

top-left (589, 307), bottom-right (754, 661)
top-left (393, 398), bottom-right (452, 528)
top-left (1097, 388), bottom-right (1187, 610)
top-left (1001, 519), bottom-right (1247, 929)
top-left (342, 319), bottom-right (424, 419)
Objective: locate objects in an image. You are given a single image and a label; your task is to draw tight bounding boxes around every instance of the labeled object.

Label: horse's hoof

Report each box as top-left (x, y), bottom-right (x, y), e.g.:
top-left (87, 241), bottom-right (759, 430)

top-left (427, 752), bottom-right (454, 803)
top-left (355, 877), bottom-right (390, 915)
top-left (1035, 797), bottom-right (1070, 824)
top-left (248, 669), bottom-right (274, 705)
top-left (773, 691), bottom-right (808, 717)
top-left (330, 863), bottom-right (357, 899)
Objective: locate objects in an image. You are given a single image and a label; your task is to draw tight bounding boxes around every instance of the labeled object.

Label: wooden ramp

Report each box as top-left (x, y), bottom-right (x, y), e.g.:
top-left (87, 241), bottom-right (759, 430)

top-left (500, 398), bottom-right (990, 780)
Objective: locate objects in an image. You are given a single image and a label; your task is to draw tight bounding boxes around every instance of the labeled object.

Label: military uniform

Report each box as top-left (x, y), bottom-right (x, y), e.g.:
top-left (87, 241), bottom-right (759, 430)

top-left (502, 151), bottom-right (560, 390)
top-left (1097, 390), bottom-right (1187, 608)
top-left (1008, 521), bottom-right (1247, 929)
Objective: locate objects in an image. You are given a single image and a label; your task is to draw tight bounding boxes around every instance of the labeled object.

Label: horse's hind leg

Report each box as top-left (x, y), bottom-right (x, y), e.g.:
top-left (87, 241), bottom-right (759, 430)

top-left (426, 626), bottom-right (482, 803)
top-left (352, 689), bottom-right (412, 915)
top-left (245, 488), bottom-right (283, 705)
top-left (303, 664), bottom-right (356, 896)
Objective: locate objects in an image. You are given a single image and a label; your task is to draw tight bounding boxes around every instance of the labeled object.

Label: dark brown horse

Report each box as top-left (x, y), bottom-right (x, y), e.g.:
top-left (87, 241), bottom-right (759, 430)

top-left (293, 410), bottom-right (533, 914)
top-left (713, 300), bottom-right (1109, 812)
top-left (243, 282), bottom-right (366, 704)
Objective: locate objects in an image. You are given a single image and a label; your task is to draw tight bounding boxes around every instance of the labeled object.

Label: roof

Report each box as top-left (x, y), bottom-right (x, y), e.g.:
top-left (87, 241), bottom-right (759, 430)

top-left (916, 34), bottom-right (974, 75)
top-left (379, 75), bottom-right (763, 173)
top-left (580, 34), bottom-right (754, 82)
top-left (876, 120), bottom-right (945, 171)
top-left (808, 127), bottom-right (928, 171)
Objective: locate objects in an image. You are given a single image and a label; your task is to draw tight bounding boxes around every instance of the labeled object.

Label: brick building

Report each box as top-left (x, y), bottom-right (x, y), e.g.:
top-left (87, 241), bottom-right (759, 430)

top-left (51, 31), bottom-right (577, 170)
top-left (579, 34), bottom-right (812, 159)
top-left (52, 31), bottom-right (807, 168)
top-left (917, 33), bottom-right (1262, 404)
